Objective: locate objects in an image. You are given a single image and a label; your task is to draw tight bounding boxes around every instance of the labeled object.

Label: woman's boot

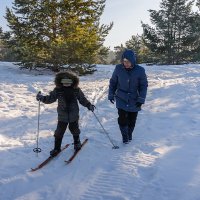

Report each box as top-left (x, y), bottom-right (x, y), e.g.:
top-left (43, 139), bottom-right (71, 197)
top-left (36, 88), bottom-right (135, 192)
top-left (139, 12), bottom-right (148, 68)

top-left (119, 126), bottom-right (129, 144)
top-left (128, 126), bottom-right (135, 141)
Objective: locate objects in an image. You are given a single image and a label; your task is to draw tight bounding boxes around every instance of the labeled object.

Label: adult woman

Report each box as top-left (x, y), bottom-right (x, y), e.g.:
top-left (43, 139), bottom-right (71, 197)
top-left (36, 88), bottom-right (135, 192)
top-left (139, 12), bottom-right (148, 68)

top-left (108, 49), bottom-right (148, 144)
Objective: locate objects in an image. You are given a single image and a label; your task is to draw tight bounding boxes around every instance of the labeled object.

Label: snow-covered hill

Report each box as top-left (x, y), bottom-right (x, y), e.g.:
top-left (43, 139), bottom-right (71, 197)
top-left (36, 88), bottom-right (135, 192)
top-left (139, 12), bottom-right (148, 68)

top-left (0, 62), bottom-right (200, 200)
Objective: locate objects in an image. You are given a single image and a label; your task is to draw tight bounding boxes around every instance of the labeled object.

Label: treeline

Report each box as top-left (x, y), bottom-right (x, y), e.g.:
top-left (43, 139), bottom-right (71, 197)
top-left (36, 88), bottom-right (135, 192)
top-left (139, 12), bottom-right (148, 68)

top-left (0, 0), bottom-right (200, 74)
top-left (112, 0), bottom-right (200, 65)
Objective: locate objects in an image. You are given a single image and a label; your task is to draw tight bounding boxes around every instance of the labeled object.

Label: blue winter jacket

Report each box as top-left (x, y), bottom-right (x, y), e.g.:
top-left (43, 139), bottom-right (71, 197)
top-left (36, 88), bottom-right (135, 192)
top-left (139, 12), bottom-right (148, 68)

top-left (108, 50), bottom-right (148, 112)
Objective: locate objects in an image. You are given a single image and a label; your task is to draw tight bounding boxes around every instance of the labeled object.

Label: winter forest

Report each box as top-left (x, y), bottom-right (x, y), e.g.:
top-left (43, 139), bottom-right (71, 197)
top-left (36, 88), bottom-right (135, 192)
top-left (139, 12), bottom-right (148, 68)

top-left (0, 0), bottom-right (200, 200)
top-left (0, 0), bottom-right (200, 72)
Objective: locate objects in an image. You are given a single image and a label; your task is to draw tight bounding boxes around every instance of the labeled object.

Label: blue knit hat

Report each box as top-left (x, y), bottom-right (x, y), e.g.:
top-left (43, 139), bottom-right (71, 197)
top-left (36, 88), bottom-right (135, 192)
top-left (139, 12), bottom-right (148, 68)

top-left (121, 49), bottom-right (136, 66)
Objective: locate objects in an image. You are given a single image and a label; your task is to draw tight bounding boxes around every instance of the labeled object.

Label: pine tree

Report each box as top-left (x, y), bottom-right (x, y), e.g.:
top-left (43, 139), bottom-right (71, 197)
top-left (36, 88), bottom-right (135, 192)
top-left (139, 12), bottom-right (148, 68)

top-left (197, 0), bottom-right (200, 8)
top-left (125, 34), bottom-right (141, 62)
top-left (125, 34), bottom-right (151, 63)
top-left (117, 34), bottom-right (156, 64)
top-left (111, 44), bottom-right (126, 64)
top-left (0, 27), bottom-right (3, 60)
top-left (95, 46), bottom-right (110, 64)
top-left (142, 0), bottom-right (199, 64)
top-left (191, 0), bottom-right (200, 61)
top-left (5, 0), bottom-right (112, 73)
top-left (0, 27), bottom-right (15, 61)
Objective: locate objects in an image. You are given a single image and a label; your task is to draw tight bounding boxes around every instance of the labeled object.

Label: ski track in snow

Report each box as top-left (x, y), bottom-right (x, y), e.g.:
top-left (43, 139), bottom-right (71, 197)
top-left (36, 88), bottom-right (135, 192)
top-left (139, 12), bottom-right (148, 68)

top-left (0, 62), bottom-right (200, 200)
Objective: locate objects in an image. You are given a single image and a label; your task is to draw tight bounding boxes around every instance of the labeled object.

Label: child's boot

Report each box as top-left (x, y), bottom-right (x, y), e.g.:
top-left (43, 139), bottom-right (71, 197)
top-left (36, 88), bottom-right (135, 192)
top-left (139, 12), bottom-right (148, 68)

top-left (50, 138), bottom-right (62, 157)
top-left (73, 135), bottom-right (81, 151)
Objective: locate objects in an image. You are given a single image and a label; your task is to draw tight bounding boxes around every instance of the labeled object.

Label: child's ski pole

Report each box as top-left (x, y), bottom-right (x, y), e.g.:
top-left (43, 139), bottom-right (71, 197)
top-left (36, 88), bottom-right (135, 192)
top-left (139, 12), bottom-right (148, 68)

top-left (33, 97), bottom-right (42, 156)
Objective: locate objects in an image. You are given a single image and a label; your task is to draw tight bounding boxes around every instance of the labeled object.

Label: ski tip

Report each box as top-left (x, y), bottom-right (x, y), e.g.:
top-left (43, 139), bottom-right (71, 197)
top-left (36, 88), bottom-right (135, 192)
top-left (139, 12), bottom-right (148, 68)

top-left (30, 168), bottom-right (37, 172)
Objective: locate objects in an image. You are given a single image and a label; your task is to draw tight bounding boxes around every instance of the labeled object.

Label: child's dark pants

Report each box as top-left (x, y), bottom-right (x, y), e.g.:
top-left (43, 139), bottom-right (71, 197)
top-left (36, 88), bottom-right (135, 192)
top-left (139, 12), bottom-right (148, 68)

top-left (53, 121), bottom-right (80, 150)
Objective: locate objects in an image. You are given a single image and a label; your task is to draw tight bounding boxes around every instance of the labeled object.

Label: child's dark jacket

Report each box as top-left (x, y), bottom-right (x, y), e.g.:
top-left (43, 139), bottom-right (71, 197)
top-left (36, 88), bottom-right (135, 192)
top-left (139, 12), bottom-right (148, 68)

top-left (42, 87), bottom-right (91, 122)
top-left (43, 71), bottom-right (91, 122)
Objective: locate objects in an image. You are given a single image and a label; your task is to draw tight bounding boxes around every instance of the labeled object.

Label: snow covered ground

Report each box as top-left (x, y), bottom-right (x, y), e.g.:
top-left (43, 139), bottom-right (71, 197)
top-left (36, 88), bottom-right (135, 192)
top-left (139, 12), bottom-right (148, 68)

top-left (0, 62), bottom-right (200, 200)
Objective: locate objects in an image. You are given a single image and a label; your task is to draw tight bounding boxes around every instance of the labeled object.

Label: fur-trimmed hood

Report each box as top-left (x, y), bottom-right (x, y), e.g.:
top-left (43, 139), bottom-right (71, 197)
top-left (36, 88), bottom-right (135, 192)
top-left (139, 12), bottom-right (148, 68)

top-left (54, 71), bottom-right (79, 88)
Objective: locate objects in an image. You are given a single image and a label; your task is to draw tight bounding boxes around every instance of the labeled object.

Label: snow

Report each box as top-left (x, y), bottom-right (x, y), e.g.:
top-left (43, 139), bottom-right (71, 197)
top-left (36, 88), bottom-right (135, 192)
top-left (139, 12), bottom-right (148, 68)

top-left (0, 61), bottom-right (200, 200)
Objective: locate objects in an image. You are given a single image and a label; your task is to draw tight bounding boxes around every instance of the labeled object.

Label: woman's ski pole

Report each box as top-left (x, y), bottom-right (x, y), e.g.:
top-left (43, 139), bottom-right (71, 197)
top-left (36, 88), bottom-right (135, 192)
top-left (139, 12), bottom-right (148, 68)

top-left (92, 111), bottom-right (119, 149)
top-left (33, 99), bottom-right (42, 156)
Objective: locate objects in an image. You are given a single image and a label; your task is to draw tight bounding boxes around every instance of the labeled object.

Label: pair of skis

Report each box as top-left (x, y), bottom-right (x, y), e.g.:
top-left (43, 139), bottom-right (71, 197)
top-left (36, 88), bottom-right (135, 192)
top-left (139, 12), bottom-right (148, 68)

top-left (30, 138), bottom-right (88, 172)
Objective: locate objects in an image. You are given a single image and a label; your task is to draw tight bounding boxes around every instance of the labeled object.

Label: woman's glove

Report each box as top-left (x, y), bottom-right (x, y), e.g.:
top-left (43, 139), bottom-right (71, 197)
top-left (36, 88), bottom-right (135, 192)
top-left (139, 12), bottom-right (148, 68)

top-left (135, 102), bottom-right (143, 108)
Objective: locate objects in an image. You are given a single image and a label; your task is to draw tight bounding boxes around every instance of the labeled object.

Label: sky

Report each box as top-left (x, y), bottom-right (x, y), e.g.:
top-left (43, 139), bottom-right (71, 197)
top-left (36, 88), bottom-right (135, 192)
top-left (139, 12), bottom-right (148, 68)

top-left (0, 0), bottom-right (161, 50)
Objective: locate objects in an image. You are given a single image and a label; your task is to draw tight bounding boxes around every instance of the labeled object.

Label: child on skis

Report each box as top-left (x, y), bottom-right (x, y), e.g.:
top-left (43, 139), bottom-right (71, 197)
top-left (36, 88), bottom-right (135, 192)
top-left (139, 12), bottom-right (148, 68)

top-left (36, 71), bottom-right (95, 156)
